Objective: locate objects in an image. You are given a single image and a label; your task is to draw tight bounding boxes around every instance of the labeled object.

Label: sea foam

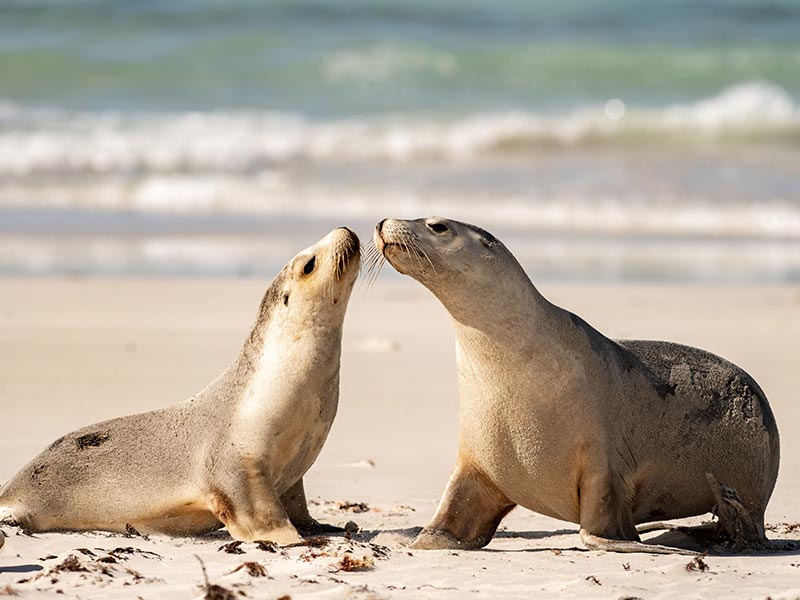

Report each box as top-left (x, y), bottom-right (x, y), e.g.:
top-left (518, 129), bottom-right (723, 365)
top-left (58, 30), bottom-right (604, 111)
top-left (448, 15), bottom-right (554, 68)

top-left (0, 82), bottom-right (797, 177)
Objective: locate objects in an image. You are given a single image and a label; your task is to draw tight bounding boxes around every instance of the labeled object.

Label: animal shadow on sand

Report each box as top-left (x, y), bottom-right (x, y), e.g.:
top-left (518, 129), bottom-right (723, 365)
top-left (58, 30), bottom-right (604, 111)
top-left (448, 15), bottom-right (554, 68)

top-left (642, 526), bottom-right (800, 556)
top-left (0, 564), bottom-right (43, 575)
top-left (353, 524), bottom-right (800, 556)
top-left (352, 527), bottom-right (422, 544)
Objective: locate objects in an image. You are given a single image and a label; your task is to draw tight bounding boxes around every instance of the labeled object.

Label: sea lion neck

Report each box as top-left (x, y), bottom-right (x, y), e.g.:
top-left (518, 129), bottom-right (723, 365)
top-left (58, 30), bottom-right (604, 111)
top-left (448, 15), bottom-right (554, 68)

top-left (430, 260), bottom-right (556, 353)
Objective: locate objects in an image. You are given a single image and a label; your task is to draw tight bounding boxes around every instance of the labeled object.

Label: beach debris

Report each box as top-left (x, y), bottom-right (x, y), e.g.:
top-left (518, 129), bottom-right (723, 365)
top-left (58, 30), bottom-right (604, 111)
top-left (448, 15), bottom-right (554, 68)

top-left (227, 562), bottom-right (268, 577)
top-left (685, 555), bottom-right (710, 572)
top-left (196, 555), bottom-right (237, 600)
top-left (622, 562), bottom-right (631, 571)
top-left (344, 521), bottom-right (359, 534)
top-left (335, 553), bottom-right (374, 572)
top-left (299, 549), bottom-right (333, 563)
top-left (52, 555), bottom-right (88, 574)
top-left (369, 543), bottom-right (389, 560)
top-left (18, 549), bottom-right (162, 587)
top-left (107, 546), bottom-right (162, 560)
top-left (340, 459), bottom-right (377, 469)
top-left (125, 567), bottom-right (145, 582)
top-left (218, 541), bottom-right (245, 555)
top-left (417, 584), bottom-right (459, 591)
top-left (285, 536), bottom-right (329, 549)
top-left (585, 575), bottom-right (602, 585)
top-left (765, 522), bottom-right (800, 534)
top-left (256, 541), bottom-right (278, 553)
top-left (0, 585), bottom-right (19, 596)
top-left (337, 501), bottom-right (369, 513)
top-left (123, 523), bottom-right (148, 540)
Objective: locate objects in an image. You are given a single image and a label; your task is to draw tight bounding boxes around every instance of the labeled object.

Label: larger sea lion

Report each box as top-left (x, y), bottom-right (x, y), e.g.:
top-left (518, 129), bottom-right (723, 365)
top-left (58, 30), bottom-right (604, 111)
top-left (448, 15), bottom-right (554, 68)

top-left (373, 216), bottom-right (779, 554)
top-left (0, 228), bottom-right (360, 546)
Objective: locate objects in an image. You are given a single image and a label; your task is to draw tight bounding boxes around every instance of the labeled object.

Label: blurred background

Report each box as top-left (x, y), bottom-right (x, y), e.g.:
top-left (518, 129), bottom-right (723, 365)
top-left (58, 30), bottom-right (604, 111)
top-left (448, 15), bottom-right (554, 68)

top-left (1, 0), bottom-right (799, 281)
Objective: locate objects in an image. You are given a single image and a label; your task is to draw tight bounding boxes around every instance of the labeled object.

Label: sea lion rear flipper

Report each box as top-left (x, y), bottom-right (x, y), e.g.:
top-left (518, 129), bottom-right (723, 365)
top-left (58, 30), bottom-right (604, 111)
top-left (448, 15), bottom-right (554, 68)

top-left (410, 458), bottom-right (516, 550)
top-left (578, 469), bottom-right (697, 555)
top-left (705, 472), bottom-right (767, 550)
top-left (580, 529), bottom-right (699, 555)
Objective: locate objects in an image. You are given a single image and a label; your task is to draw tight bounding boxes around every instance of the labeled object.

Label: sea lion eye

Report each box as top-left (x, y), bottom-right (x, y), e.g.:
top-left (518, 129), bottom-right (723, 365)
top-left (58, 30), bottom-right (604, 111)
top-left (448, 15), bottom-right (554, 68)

top-left (303, 256), bottom-right (316, 275)
top-left (428, 222), bottom-right (448, 234)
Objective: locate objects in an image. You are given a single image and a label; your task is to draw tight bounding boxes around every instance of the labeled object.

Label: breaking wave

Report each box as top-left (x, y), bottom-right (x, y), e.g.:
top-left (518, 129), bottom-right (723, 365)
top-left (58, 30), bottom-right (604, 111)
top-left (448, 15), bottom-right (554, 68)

top-left (0, 82), bottom-right (797, 176)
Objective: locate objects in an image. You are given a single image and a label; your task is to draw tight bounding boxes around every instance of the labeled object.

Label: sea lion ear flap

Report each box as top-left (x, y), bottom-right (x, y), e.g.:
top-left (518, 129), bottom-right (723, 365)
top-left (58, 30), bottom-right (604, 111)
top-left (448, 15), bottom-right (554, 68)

top-left (466, 224), bottom-right (499, 249)
top-left (480, 233), bottom-right (499, 249)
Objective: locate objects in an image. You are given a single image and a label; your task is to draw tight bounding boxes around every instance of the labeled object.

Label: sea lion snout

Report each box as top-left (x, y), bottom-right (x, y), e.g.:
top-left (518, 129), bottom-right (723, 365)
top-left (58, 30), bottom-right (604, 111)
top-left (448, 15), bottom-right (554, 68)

top-left (330, 227), bottom-right (361, 280)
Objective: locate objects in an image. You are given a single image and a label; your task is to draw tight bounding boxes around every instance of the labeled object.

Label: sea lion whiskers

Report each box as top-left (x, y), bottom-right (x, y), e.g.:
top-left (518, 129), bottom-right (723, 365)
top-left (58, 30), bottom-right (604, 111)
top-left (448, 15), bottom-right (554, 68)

top-left (361, 241), bottom-right (386, 291)
top-left (401, 230), bottom-right (429, 272)
top-left (382, 222), bottom-right (436, 275)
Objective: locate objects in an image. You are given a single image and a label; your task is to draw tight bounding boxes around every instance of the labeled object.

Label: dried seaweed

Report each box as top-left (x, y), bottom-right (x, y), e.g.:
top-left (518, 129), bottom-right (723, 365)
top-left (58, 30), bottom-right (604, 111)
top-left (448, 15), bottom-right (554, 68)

top-left (195, 555), bottom-right (237, 600)
top-left (337, 501), bottom-right (369, 513)
top-left (335, 554), bottom-right (374, 572)
top-left (685, 555), bottom-right (710, 572)
top-left (218, 541), bottom-right (245, 555)
top-left (228, 562), bottom-right (268, 577)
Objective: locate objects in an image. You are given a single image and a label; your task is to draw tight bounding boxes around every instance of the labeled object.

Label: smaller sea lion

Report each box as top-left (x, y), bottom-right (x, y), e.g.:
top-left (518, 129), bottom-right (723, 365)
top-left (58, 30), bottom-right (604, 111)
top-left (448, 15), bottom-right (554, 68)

top-left (0, 228), bottom-right (361, 546)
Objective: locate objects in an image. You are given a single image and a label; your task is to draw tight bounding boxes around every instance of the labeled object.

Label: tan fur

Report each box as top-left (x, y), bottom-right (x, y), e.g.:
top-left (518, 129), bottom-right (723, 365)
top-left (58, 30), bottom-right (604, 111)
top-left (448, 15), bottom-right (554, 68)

top-left (0, 228), bottom-right (361, 546)
top-left (375, 216), bottom-right (779, 554)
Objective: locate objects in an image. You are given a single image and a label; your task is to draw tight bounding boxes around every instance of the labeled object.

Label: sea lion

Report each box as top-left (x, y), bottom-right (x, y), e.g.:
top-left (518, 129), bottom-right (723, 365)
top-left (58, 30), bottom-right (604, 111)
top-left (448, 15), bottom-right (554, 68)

top-left (0, 228), bottom-right (361, 546)
top-left (372, 216), bottom-right (780, 554)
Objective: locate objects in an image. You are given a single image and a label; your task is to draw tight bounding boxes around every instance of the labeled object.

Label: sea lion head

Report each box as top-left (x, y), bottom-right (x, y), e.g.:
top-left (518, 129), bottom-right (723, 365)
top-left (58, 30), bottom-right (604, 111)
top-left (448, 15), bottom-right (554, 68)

top-left (373, 217), bottom-right (533, 326)
top-left (270, 227), bottom-right (361, 325)
top-left (373, 216), bottom-right (508, 283)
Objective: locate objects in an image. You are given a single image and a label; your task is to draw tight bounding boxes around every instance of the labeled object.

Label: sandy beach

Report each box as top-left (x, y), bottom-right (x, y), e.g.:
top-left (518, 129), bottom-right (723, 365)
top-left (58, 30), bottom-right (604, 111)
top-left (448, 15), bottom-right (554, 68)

top-left (0, 277), bottom-right (798, 599)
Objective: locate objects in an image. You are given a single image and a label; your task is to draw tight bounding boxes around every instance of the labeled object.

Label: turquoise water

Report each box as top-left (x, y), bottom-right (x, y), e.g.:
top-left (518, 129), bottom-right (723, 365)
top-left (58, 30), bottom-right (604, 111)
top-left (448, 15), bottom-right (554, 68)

top-left (3, 0), bottom-right (800, 114)
top-left (1, 0), bottom-right (799, 280)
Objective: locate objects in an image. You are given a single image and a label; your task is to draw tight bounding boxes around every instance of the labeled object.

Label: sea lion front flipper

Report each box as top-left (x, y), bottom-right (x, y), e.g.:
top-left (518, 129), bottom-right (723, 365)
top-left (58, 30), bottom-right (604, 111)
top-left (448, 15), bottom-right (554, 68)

top-left (410, 458), bottom-right (516, 550)
top-left (210, 466), bottom-right (301, 545)
top-left (280, 478), bottom-right (344, 535)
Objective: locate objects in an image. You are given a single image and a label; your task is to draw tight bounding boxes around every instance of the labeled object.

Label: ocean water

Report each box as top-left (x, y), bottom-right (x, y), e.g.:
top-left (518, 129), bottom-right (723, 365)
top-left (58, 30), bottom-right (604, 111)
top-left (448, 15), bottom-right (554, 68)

top-left (1, 0), bottom-right (799, 280)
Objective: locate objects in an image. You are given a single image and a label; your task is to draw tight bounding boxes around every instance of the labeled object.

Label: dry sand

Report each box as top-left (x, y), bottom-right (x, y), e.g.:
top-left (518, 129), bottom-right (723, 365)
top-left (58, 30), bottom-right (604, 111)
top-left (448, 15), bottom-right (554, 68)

top-left (0, 277), bottom-right (798, 599)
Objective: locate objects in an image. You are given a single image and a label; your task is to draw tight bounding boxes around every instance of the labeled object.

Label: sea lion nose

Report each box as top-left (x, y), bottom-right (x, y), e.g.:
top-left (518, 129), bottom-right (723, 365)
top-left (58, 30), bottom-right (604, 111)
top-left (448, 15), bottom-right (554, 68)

top-left (376, 219), bottom-right (387, 233)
